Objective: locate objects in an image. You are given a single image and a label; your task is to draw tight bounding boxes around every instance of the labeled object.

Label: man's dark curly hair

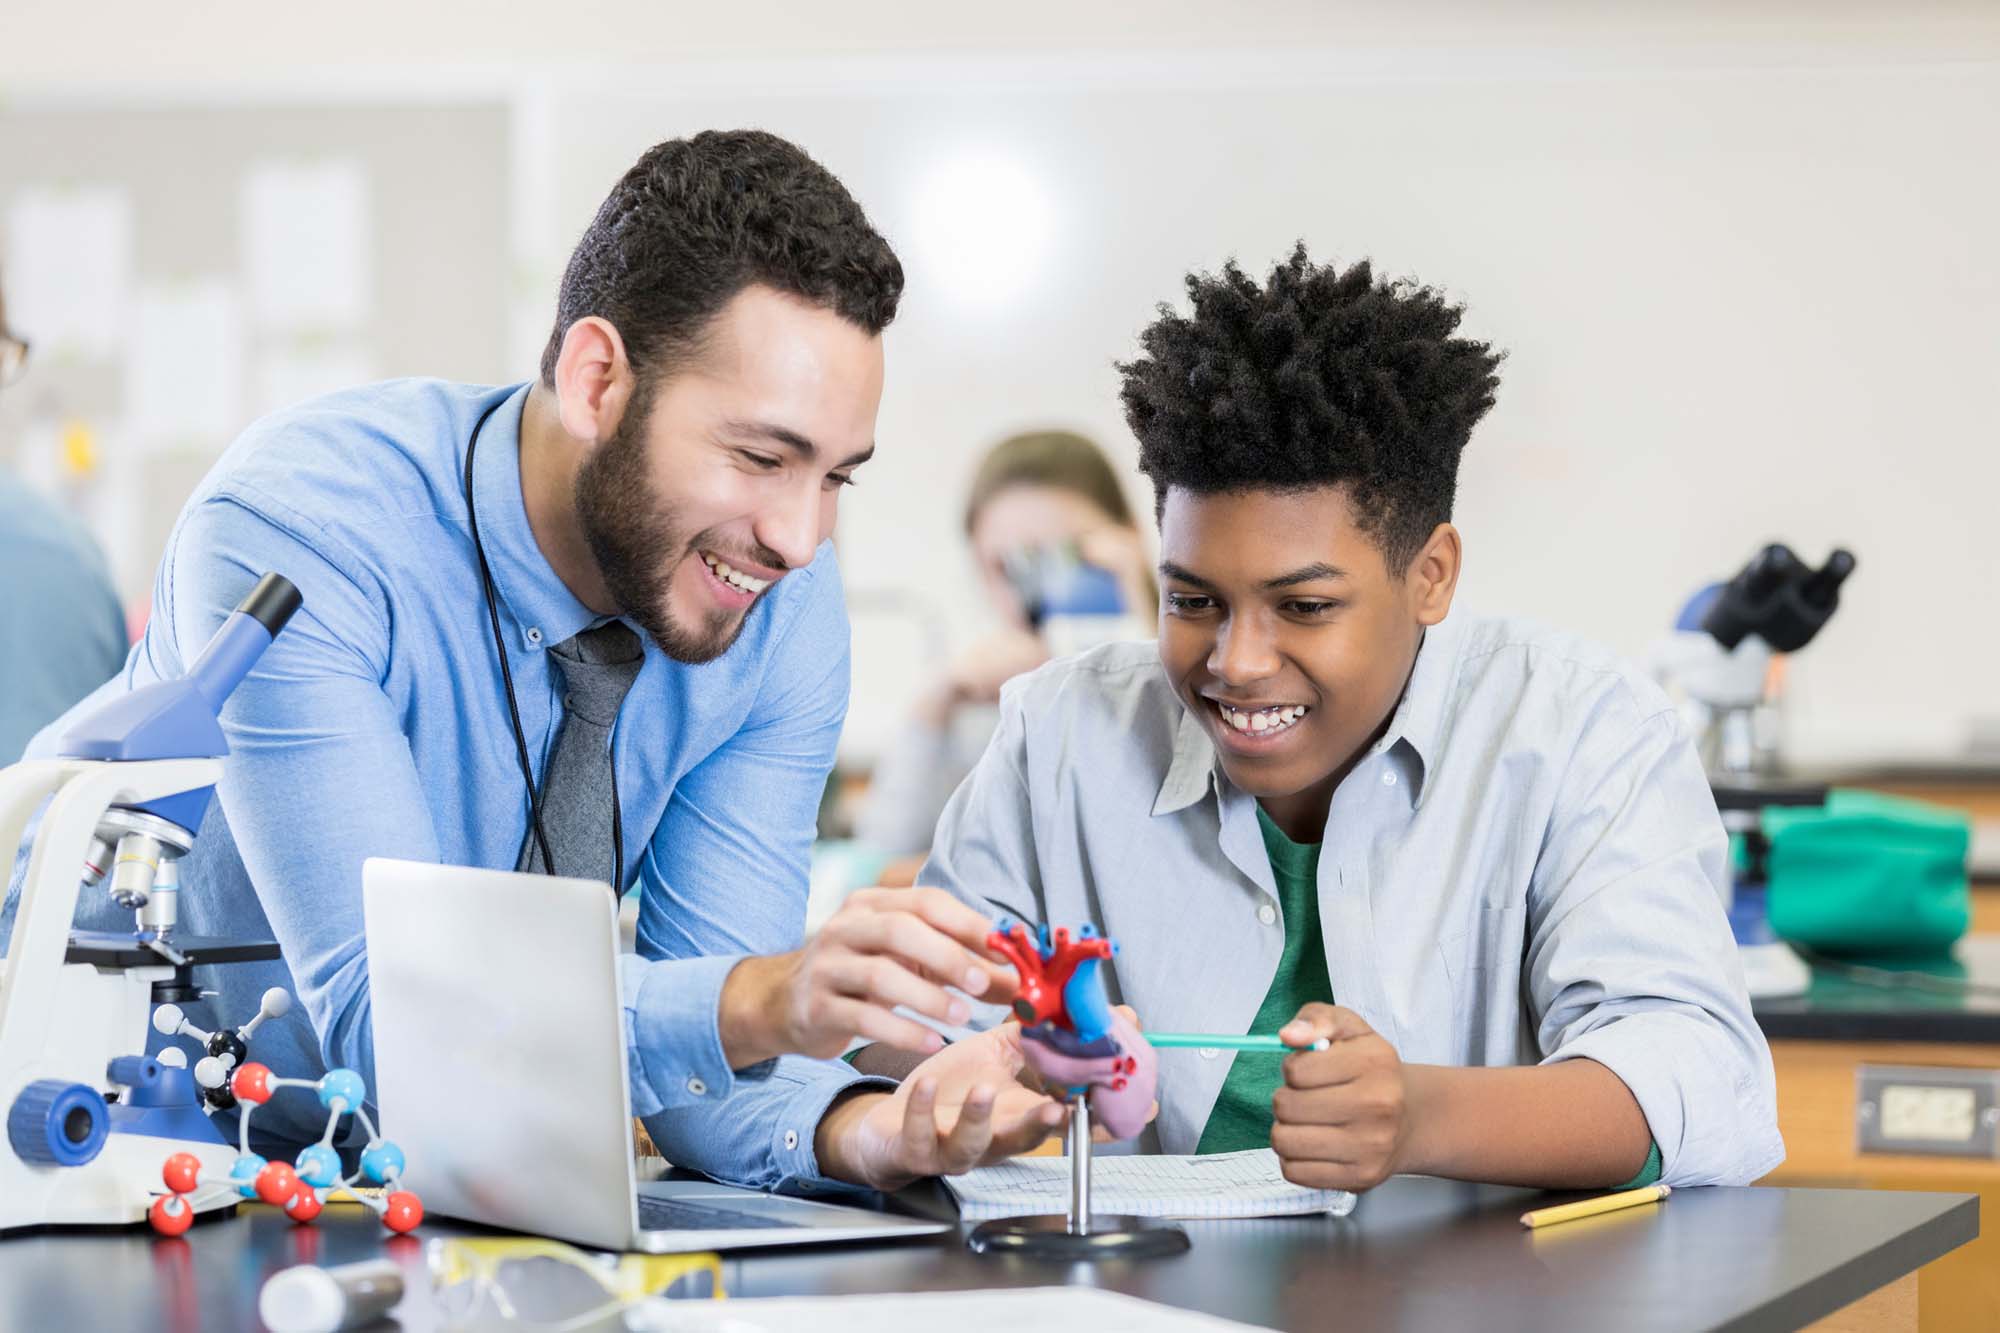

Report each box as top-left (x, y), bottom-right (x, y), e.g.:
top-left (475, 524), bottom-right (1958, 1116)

top-left (539, 129), bottom-right (903, 387)
top-left (1119, 243), bottom-right (1503, 572)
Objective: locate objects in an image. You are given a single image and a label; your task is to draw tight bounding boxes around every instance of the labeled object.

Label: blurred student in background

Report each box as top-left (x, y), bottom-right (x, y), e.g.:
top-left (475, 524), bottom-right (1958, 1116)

top-left (856, 430), bottom-right (1155, 857)
top-left (0, 273), bottom-right (129, 759)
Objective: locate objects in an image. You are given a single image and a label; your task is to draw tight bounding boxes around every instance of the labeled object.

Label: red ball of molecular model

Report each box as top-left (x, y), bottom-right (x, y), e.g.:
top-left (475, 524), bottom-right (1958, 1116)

top-left (148, 1061), bottom-right (421, 1236)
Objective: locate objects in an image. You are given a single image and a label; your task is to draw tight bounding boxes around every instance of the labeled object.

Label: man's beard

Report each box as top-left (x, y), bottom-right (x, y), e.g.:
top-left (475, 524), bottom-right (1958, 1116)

top-left (574, 406), bottom-right (762, 665)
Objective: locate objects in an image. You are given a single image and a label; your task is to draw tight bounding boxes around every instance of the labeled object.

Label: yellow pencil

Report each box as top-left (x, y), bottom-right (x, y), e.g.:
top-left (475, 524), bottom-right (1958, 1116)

top-left (1519, 1184), bottom-right (1671, 1230)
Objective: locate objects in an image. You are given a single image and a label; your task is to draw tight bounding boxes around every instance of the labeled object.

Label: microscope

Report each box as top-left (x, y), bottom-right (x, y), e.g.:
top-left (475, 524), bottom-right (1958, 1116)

top-left (0, 573), bottom-right (299, 1230)
top-left (1652, 544), bottom-right (1856, 996)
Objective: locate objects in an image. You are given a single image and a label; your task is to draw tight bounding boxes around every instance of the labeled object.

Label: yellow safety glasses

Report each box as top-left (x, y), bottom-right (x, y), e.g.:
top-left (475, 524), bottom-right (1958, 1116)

top-left (426, 1235), bottom-right (723, 1329)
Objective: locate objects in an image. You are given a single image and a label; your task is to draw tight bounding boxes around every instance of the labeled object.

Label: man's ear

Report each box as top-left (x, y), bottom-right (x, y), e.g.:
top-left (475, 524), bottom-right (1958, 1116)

top-left (1408, 523), bottom-right (1462, 627)
top-left (550, 316), bottom-right (635, 445)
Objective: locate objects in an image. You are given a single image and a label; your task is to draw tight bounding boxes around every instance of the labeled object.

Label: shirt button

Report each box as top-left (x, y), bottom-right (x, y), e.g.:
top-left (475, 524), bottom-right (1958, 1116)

top-left (1198, 1047), bottom-right (1220, 1060)
top-left (685, 1075), bottom-right (707, 1096)
top-left (1257, 903), bottom-right (1277, 926)
top-left (525, 626), bottom-right (543, 645)
top-left (1382, 770), bottom-right (1398, 787)
top-left (784, 1130), bottom-right (799, 1151)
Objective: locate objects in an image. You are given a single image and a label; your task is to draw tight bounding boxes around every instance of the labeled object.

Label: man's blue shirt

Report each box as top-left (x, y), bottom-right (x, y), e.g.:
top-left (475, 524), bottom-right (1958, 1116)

top-left (7, 379), bottom-right (878, 1187)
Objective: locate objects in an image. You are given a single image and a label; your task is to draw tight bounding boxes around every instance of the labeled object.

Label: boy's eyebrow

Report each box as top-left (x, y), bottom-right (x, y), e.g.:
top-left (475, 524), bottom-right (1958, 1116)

top-left (1159, 560), bottom-right (1350, 591)
top-left (1262, 562), bottom-right (1349, 589)
top-left (1158, 561), bottom-right (1216, 591)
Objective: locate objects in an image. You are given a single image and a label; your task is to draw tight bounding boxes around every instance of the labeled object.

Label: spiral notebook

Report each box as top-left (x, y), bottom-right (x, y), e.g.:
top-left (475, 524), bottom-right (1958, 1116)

top-left (944, 1148), bottom-right (1358, 1221)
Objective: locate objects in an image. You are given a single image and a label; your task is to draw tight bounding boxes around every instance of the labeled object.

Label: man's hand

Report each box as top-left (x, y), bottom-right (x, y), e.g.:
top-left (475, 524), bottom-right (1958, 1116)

top-left (1270, 1004), bottom-right (1413, 1193)
top-left (814, 1025), bottom-right (1066, 1191)
top-left (718, 888), bottom-right (1016, 1068)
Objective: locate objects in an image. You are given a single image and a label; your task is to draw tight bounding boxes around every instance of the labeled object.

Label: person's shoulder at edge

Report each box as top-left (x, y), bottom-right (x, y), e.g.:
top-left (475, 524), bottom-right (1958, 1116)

top-left (0, 472), bottom-right (116, 572)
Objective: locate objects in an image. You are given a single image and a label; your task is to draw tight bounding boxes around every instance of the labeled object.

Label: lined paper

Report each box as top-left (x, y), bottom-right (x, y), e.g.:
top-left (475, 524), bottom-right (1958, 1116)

top-left (945, 1148), bottom-right (1357, 1221)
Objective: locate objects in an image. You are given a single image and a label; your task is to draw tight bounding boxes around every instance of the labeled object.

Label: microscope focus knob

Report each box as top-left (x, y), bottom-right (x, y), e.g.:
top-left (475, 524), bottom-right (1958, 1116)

top-left (7, 1080), bottom-right (109, 1168)
top-left (106, 1056), bottom-right (163, 1091)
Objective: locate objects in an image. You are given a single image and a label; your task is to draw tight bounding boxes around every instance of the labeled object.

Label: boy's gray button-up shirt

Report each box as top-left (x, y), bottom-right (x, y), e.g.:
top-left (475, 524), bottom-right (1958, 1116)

top-left (920, 610), bottom-right (1784, 1187)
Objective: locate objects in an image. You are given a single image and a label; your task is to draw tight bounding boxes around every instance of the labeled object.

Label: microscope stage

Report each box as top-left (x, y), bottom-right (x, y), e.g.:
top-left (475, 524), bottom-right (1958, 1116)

top-left (65, 932), bottom-right (282, 968)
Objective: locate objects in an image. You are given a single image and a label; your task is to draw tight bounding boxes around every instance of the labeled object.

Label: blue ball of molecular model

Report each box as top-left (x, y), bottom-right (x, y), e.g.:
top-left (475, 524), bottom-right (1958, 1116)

top-left (360, 1140), bottom-right (406, 1185)
top-left (294, 1143), bottom-right (342, 1188)
top-left (317, 1068), bottom-right (365, 1112)
top-left (228, 1154), bottom-right (267, 1199)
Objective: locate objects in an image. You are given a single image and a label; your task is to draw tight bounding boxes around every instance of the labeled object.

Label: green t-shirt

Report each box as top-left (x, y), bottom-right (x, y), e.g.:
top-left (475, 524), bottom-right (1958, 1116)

top-left (1191, 804), bottom-right (1663, 1190)
top-left (1195, 806), bottom-right (1336, 1154)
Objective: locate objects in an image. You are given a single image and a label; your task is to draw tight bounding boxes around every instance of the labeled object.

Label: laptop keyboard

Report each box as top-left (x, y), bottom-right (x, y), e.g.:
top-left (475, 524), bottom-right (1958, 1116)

top-left (637, 1195), bottom-right (813, 1232)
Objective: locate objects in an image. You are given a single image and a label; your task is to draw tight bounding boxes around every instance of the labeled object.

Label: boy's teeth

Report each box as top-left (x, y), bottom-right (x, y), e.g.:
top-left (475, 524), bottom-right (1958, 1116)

top-left (1217, 702), bottom-right (1309, 734)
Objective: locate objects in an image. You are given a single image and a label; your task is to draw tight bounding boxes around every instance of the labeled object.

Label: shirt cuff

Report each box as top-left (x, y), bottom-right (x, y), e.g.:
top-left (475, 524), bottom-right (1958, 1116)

top-left (635, 1055), bottom-right (895, 1193)
top-left (619, 952), bottom-right (743, 1117)
top-left (767, 1060), bottom-right (898, 1194)
top-left (1615, 1141), bottom-right (1663, 1190)
top-left (1542, 1009), bottom-right (1784, 1187)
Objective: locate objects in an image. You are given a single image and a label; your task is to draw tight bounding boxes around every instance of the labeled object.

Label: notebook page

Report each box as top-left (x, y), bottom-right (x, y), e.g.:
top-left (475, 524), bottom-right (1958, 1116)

top-left (945, 1148), bottom-right (1358, 1221)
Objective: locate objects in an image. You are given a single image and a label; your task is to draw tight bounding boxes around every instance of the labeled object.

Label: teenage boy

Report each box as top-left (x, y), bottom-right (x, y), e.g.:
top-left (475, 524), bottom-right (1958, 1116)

top-left (919, 247), bottom-right (1782, 1191)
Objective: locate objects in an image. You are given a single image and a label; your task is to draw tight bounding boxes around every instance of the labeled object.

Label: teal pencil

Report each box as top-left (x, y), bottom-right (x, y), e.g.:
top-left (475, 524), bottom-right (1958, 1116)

top-left (1143, 1032), bottom-right (1331, 1052)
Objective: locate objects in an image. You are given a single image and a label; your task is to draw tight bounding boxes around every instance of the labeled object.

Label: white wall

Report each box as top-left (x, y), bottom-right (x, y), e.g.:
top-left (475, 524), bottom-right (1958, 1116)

top-left (6, 5), bottom-right (1997, 767)
top-left (7, 1), bottom-right (1997, 82)
top-left (519, 49), bottom-right (2000, 765)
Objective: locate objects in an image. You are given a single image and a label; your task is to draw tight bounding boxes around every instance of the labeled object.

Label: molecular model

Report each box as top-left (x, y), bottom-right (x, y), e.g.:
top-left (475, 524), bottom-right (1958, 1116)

top-left (985, 918), bottom-right (1156, 1140)
top-left (152, 987), bottom-right (291, 1110)
top-left (145, 994), bottom-right (422, 1236)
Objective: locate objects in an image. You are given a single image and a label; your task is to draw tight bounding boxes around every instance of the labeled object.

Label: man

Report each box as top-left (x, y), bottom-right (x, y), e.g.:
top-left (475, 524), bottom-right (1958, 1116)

top-left (0, 279), bottom-right (129, 758)
top-left (8, 131), bottom-right (1057, 1191)
top-left (917, 246), bottom-right (1782, 1191)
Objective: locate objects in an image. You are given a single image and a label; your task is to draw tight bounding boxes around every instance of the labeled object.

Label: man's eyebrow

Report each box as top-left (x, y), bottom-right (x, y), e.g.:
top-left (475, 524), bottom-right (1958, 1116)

top-left (1262, 562), bottom-right (1349, 589)
top-left (721, 420), bottom-right (874, 469)
top-left (722, 419), bottom-right (819, 459)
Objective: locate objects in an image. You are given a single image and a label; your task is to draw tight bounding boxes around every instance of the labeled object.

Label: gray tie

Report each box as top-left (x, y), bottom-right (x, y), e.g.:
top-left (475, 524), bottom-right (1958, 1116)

top-left (516, 620), bottom-right (643, 886)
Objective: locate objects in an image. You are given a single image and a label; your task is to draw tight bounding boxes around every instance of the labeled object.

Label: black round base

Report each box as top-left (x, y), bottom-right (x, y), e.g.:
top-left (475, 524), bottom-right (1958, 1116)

top-left (966, 1213), bottom-right (1191, 1259)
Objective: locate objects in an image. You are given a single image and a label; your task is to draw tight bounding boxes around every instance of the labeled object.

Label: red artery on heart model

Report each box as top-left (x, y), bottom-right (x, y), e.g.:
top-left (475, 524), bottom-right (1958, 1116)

top-left (985, 919), bottom-right (1157, 1141)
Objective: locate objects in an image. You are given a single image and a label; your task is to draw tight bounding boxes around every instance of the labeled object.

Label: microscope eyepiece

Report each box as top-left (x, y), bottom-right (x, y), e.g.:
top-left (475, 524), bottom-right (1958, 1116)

top-left (235, 574), bottom-right (302, 636)
top-left (1799, 549), bottom-right (1856, 609)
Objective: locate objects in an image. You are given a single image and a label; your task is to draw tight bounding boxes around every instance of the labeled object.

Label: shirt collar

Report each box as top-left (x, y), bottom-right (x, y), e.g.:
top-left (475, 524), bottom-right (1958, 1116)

top-left (1149, 609), bottom-right (1465, 818)
top-left (468, 382), bottom-right (603, 654)
top-left (1370, 611), bottom-right (1463, 803)
top-left (1151, 703), bottom-right (1216, 817)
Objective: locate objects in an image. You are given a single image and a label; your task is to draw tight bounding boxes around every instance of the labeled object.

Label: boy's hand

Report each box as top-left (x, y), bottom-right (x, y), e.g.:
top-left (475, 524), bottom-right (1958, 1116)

top-left (1270, 1004), bottom-right (1413, 1192)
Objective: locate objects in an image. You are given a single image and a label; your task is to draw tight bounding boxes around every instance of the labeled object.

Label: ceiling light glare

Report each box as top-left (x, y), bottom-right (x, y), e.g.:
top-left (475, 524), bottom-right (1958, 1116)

top-left (905, 151), bottom-right (1057, 310)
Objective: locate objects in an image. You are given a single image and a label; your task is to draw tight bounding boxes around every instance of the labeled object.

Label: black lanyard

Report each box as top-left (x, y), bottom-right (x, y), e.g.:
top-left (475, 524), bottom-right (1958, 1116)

top-left (462, 397), bottom-right (624, 888)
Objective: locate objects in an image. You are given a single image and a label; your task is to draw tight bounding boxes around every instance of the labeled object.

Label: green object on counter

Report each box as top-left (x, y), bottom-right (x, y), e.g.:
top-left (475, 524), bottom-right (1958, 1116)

top-left (1764, 789), bottom-right (1970, 959)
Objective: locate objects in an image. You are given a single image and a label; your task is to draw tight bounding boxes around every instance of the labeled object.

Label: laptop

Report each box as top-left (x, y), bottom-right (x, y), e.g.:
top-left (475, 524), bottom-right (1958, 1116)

top-left (362, 857), bottom-right (950, 1252)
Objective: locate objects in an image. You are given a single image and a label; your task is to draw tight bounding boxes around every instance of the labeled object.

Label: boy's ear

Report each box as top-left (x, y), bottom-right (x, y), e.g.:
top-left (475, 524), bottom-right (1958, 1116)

top-left (1408, 523), bottom-right (1461, 627)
